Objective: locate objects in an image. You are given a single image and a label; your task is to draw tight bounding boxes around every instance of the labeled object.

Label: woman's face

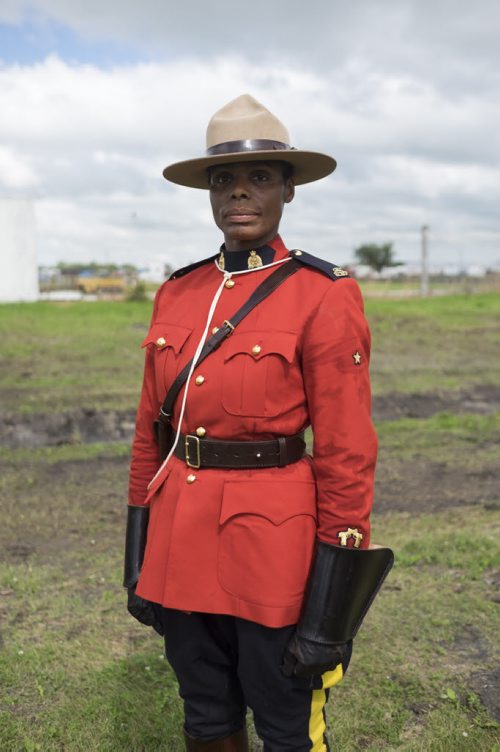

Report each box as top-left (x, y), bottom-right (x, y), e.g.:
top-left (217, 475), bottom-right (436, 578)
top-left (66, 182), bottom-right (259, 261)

top-left (209, 161), bottom-right (294, 252)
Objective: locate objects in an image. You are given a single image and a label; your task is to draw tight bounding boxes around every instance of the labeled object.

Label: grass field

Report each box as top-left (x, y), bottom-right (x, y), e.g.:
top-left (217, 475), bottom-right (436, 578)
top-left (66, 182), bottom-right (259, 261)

top-left (1, 293), bottom-right (499, 413)
top-left (0, 293), bottom-right (499, 751)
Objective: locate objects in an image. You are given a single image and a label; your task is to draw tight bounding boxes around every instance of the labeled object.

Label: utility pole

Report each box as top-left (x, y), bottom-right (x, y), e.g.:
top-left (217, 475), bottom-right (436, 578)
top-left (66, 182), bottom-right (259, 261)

top-left (420, 224), bottom-right (429, 297)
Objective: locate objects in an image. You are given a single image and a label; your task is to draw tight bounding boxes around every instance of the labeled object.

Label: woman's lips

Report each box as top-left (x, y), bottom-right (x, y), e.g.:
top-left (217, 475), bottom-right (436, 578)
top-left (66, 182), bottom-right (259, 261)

top-left (227, 215), bottom-right (257, 223)
top-left (225, 211), bottom-right (259, 223)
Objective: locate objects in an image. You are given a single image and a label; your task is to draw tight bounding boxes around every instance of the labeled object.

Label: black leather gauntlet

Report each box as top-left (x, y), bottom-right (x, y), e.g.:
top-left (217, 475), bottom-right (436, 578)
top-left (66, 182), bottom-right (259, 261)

top-left (282, 541), bottom-right (394, 678)
top-left (123, 505), bottom-right (163, 636)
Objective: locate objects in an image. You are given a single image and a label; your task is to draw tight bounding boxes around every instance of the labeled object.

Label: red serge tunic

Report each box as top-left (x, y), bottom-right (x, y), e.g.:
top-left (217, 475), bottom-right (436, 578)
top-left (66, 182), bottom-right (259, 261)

top-left (128, 236), bottom-right (377, 628)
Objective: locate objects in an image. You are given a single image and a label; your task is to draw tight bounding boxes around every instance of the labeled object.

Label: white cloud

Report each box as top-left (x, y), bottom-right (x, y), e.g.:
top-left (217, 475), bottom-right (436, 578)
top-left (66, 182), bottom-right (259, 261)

top-left (0, 145), bottom-right (39, 188)
top-left (0, 2), bottom-right (499, 267)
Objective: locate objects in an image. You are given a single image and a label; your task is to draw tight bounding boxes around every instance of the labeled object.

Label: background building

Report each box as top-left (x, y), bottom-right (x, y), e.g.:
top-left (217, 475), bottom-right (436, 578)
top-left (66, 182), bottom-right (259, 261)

top-left (0, 199), bottom-right (38, 303)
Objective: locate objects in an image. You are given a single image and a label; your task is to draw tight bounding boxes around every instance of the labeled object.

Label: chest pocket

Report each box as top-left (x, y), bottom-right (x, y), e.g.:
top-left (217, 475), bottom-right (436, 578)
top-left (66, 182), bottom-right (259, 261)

top-left (141, 322), bottom-right (192, 401)
top-left (221, 330), bottom-right (297, 418)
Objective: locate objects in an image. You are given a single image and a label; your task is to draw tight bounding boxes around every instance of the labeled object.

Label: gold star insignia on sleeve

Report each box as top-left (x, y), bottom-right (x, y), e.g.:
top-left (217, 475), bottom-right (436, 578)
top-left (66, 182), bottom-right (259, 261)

top-left (352, 351), bottom-right (362, 365)
top-left (338, 528), bottom-right (364, 548)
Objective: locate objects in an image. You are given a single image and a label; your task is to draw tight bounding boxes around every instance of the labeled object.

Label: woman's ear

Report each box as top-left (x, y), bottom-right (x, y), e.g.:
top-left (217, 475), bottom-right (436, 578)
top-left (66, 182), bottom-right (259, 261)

top-left (284, 178), bottom-right (295, 204)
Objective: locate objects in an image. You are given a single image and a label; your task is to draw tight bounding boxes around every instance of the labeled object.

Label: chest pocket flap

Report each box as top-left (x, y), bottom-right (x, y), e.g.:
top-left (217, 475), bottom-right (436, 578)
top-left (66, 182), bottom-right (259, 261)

top-left (221, 331), bottom-right (298, 418)
top-left (223, 330), bottom-right (297, 363)
top-left (141, 322), bottom-right (192, 354)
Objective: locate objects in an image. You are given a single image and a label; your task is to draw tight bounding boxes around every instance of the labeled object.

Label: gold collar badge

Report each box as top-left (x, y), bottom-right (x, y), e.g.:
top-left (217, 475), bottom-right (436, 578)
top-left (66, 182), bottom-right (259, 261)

top-left (248, 250), bottom-right (263, 269)
top-left (218, 252), bottom-right (225, 270)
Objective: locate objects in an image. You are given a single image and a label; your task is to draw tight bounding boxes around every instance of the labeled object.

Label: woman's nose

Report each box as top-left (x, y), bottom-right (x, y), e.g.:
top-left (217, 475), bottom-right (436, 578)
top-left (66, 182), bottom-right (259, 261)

top-left (231, 175), bottom-right (250, 198)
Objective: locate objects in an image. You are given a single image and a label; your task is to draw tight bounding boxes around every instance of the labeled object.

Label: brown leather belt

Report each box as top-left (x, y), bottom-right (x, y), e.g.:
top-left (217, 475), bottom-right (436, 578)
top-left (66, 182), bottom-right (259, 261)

top-left (174, 432), bottom-right (306, 470)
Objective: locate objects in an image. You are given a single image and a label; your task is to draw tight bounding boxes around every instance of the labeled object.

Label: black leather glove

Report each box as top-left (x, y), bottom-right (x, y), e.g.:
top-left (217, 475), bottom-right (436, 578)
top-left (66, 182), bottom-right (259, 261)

top-left (280, 540), bottom-right (394, 679)
top-left (127, 586), bottom-right (164, 636)
top-left (124, 506), bottom-right (164, 635)
top-left (281, 633), bottom-right (352, 678)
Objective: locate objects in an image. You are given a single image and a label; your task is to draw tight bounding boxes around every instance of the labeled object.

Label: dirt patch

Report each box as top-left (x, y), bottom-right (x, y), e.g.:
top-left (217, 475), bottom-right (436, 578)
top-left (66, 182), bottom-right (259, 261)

top-left (0, 408), bottom-right (136, 448)
top-left (372, 384), bottom-right (500, 422)
top-left (450, 625), bottom-right (491, 663)
top-left (483, 569), bottom-right (500, 604)
top-left (445, 625), bottom-right (500, 722)
top-left (1, 384), bottom-right (500, 449)
top-left (0, 455), bottom-right (129, 565)
top-left (375, 457), bottom-right (500, 514)
top-left (469, 668), bottom-right (500, 722)
top-left (0, 449), bottom-right (497, 567)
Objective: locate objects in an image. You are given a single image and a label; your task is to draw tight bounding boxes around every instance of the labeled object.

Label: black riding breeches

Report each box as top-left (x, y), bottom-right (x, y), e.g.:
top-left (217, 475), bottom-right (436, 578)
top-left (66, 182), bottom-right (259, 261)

top-left (155, 608), bottom-right (349, 752)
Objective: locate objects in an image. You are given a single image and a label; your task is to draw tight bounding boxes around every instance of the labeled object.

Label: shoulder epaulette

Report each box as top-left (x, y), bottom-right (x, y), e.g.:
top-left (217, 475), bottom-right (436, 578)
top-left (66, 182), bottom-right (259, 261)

top-left (169, 253), bottom-right (219, 280)
top-left (290, 249), bottom-right (350, 281)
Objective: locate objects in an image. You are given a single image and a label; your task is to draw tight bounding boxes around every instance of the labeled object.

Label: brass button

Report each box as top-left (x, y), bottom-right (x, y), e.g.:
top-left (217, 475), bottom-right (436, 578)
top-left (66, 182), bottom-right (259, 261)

top-left (196, 426), bottom-right (206, 437)
top-left (186, 474), bottom-right (197, 484)
top-left (294, 250), bottom-right (303, 256)
top-left (195, 375), bottom-right (205, 386)
top-left (225, 279), bottom-right (235, 289)
top-left (252, 344), bottom-right (262, 355)
top-left (212, 326), bottom-right (219, 334)
top-left (156, 336), bottom-right (166, 347)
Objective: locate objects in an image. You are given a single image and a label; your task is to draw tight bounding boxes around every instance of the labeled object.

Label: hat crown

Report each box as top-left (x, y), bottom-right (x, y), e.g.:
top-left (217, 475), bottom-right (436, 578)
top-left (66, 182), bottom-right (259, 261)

top-left (206, 94), bottom-right (290, 150)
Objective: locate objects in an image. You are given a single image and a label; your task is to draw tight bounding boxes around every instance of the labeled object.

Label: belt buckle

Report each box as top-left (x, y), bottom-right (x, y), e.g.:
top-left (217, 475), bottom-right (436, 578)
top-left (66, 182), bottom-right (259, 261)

top-left (222, 320), bottom-right (235, 336)
top-left (185, 434), bottom-right (201, 469)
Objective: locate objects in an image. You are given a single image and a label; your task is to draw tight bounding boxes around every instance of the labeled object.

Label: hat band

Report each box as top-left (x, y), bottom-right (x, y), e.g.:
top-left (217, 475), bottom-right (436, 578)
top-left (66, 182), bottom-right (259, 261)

top-left (206, 139), bottom-right (292, 156)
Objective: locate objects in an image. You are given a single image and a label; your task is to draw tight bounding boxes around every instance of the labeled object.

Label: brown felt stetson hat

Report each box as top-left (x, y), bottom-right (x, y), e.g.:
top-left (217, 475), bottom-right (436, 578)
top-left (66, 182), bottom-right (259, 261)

top-left (163, 94), bottom-right (337, 189)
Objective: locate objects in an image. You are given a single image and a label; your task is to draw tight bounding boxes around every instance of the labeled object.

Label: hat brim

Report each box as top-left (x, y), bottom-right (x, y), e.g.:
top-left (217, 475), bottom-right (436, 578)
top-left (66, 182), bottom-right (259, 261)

top-left (163, 150), bottom-right (336, 189)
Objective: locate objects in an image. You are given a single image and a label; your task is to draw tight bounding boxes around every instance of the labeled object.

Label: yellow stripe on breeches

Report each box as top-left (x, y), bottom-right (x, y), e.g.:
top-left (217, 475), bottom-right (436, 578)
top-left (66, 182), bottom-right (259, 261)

top-left (309, 663), bottom-right (344, 752)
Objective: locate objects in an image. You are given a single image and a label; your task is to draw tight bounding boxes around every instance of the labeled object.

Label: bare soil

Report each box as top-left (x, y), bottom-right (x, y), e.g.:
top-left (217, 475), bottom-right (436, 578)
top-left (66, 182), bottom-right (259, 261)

top-left (0, 408), bottom-right (136, 448)
top-left (374, 454), bottom-right (500, 514)
top-left (470, 668), bottom-right (500, 722)
top-left (372, 383), bottom-right (500, 421)
top-left (0, 455), bottom-right (127, 565)
top-left (2, 385), bottom-right (500, 448)
top-left (2, 447), bottom-right (498, 568)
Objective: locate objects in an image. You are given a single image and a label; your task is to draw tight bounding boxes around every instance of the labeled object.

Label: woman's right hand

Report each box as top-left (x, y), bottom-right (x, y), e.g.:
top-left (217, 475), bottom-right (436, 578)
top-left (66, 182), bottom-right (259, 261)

top-left (127, 586), bottom-right (164, 636)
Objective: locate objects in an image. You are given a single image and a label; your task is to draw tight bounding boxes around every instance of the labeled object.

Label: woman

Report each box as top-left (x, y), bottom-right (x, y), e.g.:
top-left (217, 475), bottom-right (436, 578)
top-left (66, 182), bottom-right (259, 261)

top-left (124, 94), bottom-right (393, 752)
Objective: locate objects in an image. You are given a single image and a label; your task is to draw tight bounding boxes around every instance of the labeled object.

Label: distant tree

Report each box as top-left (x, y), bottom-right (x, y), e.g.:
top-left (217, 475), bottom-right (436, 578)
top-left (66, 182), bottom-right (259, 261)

top-left (354, 242), bottom-right (402, 274)
top-left (126, 281), bottom-right (148, 302)
top-left (56, 261), bottom-right (125, 277)
top-left (122, 264), bottom-right (138, 275)
top-left (57, 262), bottom-right (88, 276)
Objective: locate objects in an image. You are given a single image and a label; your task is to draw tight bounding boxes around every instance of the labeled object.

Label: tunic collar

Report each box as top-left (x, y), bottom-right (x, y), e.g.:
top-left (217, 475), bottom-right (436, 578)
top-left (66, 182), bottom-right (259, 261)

top-left (217, 243), bottom-right (276, 272)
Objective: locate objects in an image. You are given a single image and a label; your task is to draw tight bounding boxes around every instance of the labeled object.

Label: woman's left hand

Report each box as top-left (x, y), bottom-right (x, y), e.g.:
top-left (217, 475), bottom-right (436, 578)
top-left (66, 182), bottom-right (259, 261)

top-left (281, 633), bottom-right (352, 678)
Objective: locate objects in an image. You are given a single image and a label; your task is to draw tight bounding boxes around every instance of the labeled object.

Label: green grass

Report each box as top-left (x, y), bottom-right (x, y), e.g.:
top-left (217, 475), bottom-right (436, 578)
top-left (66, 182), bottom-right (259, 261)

top-left (1, 293), bottom-right (499, 413)
top-left (0, 433), bottom-right (499, 751)
top-left (0, 441), bottom-right (130, 465)
top-left (0, 300), bottom-right (151, 413)
top-left (1, 293), bottom-right (499, 749)
top-left (376, 412), bottom-right (500, 464)
top-left (359, 274), bottom-right (500, 298)
top-left (366, 293), bottom-right (500, 395)
top-left (0, 498), bottom-right (498, 750)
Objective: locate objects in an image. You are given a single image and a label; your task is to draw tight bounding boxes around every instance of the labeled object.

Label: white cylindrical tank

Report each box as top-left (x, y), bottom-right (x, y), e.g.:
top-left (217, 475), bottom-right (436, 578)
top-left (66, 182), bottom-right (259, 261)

top-left (0, 199), bottom-right (38, 302)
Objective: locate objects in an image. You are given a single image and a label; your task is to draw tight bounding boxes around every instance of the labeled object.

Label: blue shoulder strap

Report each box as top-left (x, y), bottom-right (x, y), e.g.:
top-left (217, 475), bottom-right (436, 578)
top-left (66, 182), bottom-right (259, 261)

top-left (169, 253), bottom-right (219, 280)
top-left (289, 249), bottom-right (350, 280)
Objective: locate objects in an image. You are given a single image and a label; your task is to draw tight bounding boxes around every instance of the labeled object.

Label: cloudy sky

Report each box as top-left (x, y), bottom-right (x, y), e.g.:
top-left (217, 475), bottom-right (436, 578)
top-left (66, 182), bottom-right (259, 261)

top-left (1, 0), bottom-right (499, 270)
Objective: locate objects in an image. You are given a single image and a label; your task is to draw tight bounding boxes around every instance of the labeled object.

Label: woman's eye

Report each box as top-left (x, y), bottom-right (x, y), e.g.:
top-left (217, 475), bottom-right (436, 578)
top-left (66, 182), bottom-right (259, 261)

top-left (211, 173), bottom-right (231, 186)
